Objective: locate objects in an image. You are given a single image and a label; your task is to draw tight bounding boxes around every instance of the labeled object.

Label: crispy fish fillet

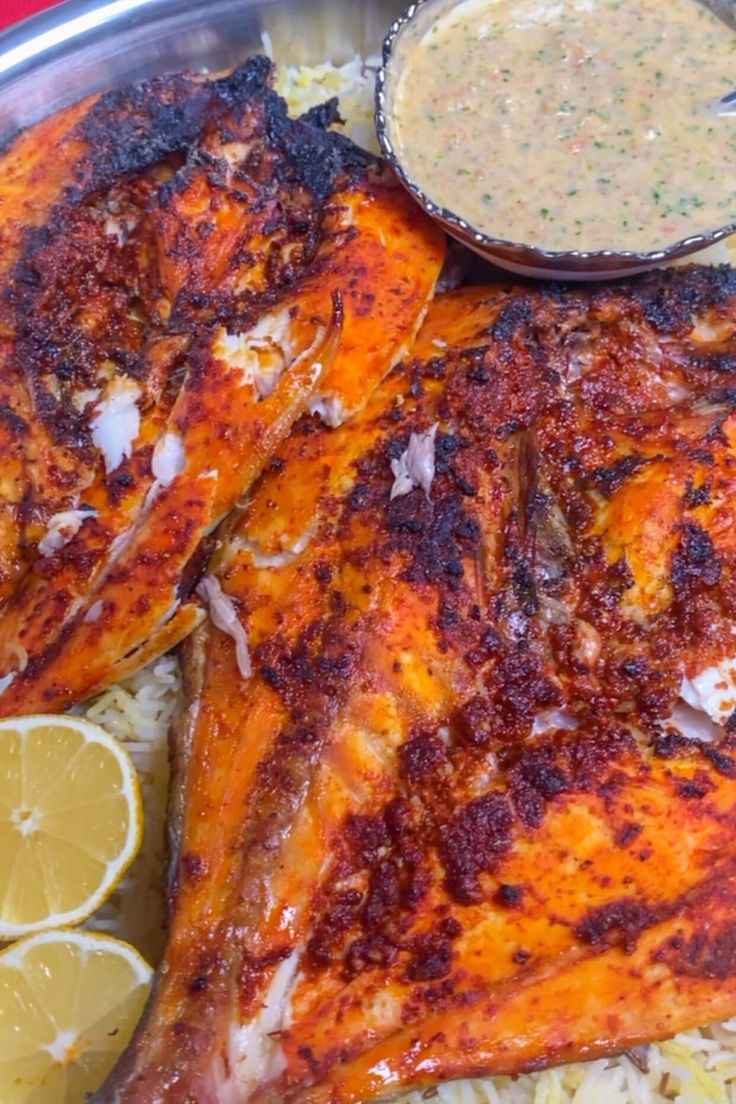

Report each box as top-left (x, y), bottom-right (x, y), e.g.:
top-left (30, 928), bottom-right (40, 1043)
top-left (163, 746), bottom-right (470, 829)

top-left (0, 57), bottom-right (444, 709)
top-left (96, 266), bottom-right (736, 1103)
top-left (0, 66), bottom-right (254, 608)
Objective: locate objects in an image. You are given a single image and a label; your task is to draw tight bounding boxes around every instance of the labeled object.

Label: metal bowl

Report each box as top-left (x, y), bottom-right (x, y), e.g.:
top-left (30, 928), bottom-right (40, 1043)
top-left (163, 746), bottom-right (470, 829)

top-left (376, 0), bottom-right (736, 280)
top-left (0, 0), bottom-right (408, 146)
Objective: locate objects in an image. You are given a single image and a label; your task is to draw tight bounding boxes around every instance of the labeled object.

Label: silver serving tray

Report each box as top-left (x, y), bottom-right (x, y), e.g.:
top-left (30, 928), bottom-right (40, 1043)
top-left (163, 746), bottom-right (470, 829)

top-left (0, 0), bottom-right (407, 146)
top-left (1, 0), bottom-right (734, 281)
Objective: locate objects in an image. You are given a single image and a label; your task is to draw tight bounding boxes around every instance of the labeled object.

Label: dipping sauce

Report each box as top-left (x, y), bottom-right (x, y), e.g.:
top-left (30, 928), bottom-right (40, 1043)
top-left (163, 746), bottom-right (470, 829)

top-left (389, 0), bottom-right (736, 253)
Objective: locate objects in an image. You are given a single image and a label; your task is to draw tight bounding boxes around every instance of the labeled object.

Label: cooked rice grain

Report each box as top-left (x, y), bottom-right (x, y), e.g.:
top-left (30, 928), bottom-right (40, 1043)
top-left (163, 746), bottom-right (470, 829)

top-left (84, 655), bottom-right (182, 963)
top-left (267, 38), bottom-right (381, 153)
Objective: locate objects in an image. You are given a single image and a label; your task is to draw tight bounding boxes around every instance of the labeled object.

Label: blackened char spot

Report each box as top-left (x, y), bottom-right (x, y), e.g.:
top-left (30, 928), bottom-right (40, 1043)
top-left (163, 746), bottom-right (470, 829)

top-left (399, 732), bottom-right (449, 784)
top-left (0, 403), bottom-right (27, 435)
top-left (676, 773), bottom-right (716, 799)
top-left (652, 730), bottom-right (692, 758)
top-left (77, 60), bottom-right (270, 188)
top-left (671, 522), bottom-right (722, 598)
top-left (439, 916), bottom-right (463, 939)
top-left (181, 852), bottom-right (205, 879)
top-left (263, 81), bottom-right (376, 202)
top-left (345, 814), bottom-right (389, 862)
top-left (363, 860), bottom-right (401, 929)
top-left (299, 97), bottom-right (343, 130)
top-left (704, 747), bottom-right (736, 778)
top-left (306, 889), bottom-right (363, 968)
top-left (33, 391), bottom-right (91, 452)
top-left (406, 932), bottom-right (454, 981)
top-left (527, 762), bottom-right (570, 797)
top-left (634, 264), bottom-right (736, 334)
top-left (683, 479), bottom-right (712, 508)
top-left (343, 934), bottom-right (397, 979)
top-left (261, 665), bottom-right (282, 689)
top-left (464, 628), bottom-right (502, 671)
top-left (489, 297), bottom-right (534, 342)
top-left (393, 493), bottom-right (481, 590)
top-left (495, 883), bottom-right (524, 907)
top-left (433, 431), bottom-right (462, 474)
top-left (589, 454), bottom-right (650, 498)
top-left (615, 822), bottom-right (643, 848)
top-left (255, 615), bottom-right (356, 714)
top-left (440, 792), bottom-right (514, 904)
top-left (106, 469), bottom-right (135, 504)
top-left (508, 751), bottom-right (570, 829)
top-left (576, 898), bottom-right (663, 953)
top-left (477, 649), bottom-right (561, 750)
top-left (654, 921), bottom-right (736, 981)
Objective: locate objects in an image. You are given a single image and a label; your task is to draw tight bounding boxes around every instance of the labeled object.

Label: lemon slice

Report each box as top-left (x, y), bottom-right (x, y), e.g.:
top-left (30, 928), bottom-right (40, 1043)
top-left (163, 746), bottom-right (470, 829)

top-left (0, 928), bottom-right (151, 1103)
top-left (0, 715), bottom-right (142, 937)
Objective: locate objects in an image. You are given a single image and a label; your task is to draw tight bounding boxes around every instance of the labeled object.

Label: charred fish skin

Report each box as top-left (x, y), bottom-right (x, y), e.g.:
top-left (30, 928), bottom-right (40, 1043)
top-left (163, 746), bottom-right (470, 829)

top-left (0, 61), bottom-right (260, 611)
top-left (0, 56), bottom-right (445, 712)
top-left (94, 266), bottom-right (736, 1103)
top-left (265, 265), bottom-right (736, 1103)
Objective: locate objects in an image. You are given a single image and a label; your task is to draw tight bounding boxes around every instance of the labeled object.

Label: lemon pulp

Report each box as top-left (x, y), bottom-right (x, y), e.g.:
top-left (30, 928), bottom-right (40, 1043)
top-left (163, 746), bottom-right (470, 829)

top-left (0, 715), bottom-right (142, 937)
top-left (0, 929), bottom-right (151, 1103)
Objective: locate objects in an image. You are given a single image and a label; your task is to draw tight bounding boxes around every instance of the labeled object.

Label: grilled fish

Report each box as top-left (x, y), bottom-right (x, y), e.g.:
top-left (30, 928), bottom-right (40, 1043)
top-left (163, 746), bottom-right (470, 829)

top-left (0, 57), bottom-right (444, 709)
top-left (96, 266), bottom-right (736, 1103)
top-left (0, 66), bottom-right (244, 609)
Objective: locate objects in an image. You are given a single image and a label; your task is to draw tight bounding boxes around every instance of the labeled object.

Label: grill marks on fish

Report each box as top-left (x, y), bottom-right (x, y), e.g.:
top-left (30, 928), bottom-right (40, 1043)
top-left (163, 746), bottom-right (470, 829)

top-left (94, 270), bottom-right (736, 1103)
top-left (0, 56), bottom-right (445, 712)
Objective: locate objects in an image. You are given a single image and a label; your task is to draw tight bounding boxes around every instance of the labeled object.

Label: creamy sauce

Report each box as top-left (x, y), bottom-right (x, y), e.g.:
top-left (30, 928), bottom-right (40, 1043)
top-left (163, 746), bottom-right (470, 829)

top-left (390, 0), bottom-right (736, 252)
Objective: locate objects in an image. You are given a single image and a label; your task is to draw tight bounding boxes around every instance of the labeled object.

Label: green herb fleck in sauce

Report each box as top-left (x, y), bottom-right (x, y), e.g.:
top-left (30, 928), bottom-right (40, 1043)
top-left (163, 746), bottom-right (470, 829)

top-left (392, 0), bottom-right (736, 251)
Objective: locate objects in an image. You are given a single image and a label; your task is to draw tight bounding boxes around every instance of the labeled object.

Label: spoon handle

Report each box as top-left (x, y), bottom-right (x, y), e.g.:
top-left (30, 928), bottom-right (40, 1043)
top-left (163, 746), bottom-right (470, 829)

top-left (710, 88), bottom-right (736, 114)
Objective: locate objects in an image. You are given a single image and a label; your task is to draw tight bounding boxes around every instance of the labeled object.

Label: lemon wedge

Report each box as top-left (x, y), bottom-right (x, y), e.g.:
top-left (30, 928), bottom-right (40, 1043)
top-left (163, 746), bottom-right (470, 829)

top-left (0, 715), bottom-right (142, 938)
top-left (0, 928), bottom-right (151, 1103)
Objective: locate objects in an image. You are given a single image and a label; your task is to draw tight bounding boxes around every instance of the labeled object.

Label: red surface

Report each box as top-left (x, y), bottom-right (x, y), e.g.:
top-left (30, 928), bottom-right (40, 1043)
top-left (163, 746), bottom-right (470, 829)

top-left (1, 0), bottom-right (57, 32)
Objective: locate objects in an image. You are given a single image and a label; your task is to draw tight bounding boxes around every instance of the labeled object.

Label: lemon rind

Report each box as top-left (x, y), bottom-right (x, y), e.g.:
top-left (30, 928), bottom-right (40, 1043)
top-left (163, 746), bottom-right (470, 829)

top-left (0, 925), bottom-right (153, 983)
top-left (0, 715), bottom-right (144, 939)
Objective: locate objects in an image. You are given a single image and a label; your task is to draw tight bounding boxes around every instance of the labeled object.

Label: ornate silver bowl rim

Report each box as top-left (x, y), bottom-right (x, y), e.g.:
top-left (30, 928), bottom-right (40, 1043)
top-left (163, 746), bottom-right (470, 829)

top-left (375, 0), bottom-right (736, 280)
